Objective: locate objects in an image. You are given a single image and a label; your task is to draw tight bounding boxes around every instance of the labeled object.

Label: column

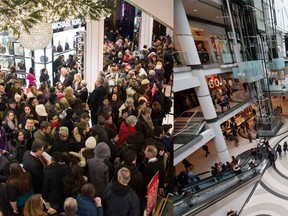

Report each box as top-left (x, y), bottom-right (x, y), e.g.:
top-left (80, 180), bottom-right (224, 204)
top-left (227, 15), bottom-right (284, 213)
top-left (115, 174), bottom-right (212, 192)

top-left (174, 0), bottom-right (201, 67)
top-left (139, 12), bottom-right (153, 49)
top-left (85, 19), bottom-right (105, 92)
top-left (193, 69), bottom-right (231, 163)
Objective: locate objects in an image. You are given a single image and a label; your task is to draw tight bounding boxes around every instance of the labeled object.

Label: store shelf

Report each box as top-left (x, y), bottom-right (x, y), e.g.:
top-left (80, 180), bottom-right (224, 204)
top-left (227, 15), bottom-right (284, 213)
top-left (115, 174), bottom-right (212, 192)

top-left (34, 61), bottom-right (53, 64)
top-left (53, 49), bottom-right (75, 56)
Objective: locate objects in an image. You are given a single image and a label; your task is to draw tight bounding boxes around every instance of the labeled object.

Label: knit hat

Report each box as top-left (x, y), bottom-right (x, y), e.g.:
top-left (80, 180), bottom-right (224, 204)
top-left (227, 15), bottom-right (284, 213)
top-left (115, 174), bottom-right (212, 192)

top-left (59, 126), bottom-right (69, 136)
top-left (35, 104), bottom-right (48, 117)
top-left (85, 136), bottom-right (97, 149)
top-left (123, 149), bottom-right (137, 164)
top-left (141, 79), bottom-right (150, 85)
top-left (149, 70), bottom-right (156, 76)
top-left (103, 105), bottom-right (112, 114)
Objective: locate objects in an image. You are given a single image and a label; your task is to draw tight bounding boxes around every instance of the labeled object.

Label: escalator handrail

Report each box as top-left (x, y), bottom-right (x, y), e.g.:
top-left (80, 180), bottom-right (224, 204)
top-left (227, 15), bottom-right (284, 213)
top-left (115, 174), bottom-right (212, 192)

top-left (175, 154), bottom-right (267, 206)
top-left (179, 154), bottom-right (253, 193)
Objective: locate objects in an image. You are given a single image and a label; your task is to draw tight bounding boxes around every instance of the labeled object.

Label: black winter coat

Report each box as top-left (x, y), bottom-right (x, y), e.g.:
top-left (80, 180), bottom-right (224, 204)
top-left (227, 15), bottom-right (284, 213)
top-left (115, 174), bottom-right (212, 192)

top-left (22, 151), bottom-right (44, 194)
top-left (102, 182), bottom-right (140, 216)
top-left (42, 162), bottom-right (69, 208)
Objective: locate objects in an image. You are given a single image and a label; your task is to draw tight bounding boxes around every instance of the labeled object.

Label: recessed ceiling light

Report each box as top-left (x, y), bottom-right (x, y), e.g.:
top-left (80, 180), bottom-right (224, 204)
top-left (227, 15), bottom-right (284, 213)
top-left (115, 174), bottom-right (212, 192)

top-left (193, 9), bottom-right (198, 12)
top-left (216, 16), bottom-right (219, 18)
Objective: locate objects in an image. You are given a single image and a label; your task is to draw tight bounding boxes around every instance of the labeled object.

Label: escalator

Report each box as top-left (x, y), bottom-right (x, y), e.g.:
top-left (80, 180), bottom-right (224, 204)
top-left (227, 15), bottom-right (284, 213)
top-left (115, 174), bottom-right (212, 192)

top-left (174, 151), bottom-right (268, 216)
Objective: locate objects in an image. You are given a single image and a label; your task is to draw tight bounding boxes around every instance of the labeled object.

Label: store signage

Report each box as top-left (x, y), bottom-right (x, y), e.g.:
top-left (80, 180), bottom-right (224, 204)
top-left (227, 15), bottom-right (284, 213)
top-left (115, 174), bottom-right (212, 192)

top-left (75, 32), bottom-right (85, 75)
top-left (146, 171), bottom-right (159, 216)
top-left (207, 76), bottom-right (220, 90)
top-left (52, 19), bottom-right (82, 30)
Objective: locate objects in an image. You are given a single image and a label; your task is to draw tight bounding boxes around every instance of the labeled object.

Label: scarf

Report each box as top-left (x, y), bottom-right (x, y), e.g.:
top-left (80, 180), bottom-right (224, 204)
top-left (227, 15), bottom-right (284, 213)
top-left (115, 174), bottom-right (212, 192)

top-left (6, 118), bottom-right (18, 130)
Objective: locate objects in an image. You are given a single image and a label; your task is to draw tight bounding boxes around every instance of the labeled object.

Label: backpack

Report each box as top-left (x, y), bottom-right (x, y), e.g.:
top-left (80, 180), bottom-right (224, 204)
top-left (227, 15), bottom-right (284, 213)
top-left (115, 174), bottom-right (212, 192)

top-left (163, 96), bottom-right (172, 115)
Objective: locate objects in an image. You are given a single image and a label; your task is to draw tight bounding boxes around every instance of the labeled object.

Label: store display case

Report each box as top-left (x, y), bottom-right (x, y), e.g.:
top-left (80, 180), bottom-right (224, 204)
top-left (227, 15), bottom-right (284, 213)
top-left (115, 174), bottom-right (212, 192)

top-left (0, 33), bottom-right (32, 86)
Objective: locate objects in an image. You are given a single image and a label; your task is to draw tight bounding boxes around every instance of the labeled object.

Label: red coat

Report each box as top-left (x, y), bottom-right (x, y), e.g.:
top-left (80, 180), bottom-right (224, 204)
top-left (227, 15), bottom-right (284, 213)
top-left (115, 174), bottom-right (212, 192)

top-left (116, 122), bottom-right (136, 148)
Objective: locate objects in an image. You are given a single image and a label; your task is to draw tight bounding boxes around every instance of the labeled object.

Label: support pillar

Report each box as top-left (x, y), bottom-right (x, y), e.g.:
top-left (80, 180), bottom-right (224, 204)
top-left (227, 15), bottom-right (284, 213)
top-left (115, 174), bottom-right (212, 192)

top-left (139, 12), bottom-right (153, 49)
top-left (193, 69), bottom-right (231, 163)
top-left (85, 19), bottom-right (105, 92)
top-left (174, 0), bottom-right (201, 67)
top-left (175, 0), bottom-right (230, 162)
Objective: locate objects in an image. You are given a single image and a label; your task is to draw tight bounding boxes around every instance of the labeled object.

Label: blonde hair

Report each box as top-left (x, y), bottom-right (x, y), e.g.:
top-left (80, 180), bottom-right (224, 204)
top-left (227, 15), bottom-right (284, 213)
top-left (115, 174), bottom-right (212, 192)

top-left (74, 73), bottom-right (82, 82)
top-left (23, 194), bottom-right (48, 216)
top-left (64, 86), bottom-right (75, 99)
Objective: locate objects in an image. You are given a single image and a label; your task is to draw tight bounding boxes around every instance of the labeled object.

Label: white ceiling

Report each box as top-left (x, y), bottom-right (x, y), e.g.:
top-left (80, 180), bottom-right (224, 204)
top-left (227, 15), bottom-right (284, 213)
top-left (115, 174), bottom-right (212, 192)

top-left (125, 0), bottom-right (173, 29)
top-left (183, 0), bottom-right (225, 24)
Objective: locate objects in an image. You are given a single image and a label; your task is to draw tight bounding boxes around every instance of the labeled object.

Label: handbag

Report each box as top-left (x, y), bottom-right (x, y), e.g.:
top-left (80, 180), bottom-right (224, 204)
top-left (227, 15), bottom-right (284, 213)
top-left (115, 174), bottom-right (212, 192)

top-left (65, 38), bottom-right (70, 50)
top-left (56, 41), bottom-right (63, 53)
top-left (40, 55), bottom-right (48, 63)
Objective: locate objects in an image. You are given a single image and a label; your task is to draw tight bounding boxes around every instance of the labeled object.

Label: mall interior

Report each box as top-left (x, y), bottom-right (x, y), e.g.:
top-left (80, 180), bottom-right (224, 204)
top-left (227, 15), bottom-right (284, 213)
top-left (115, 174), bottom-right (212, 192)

top-left (174, 0), bottom-right (288, 215)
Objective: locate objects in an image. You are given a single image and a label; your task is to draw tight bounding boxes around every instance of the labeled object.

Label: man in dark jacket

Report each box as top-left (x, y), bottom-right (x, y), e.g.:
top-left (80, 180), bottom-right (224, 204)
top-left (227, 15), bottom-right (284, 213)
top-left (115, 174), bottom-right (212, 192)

top-left (142, 145), bottom-right (165, 196)
top-left (88, 77), bottom-right (108, 126)
top-left (102, 167), bottom-right (140, 216)
top-left (75, 80), bottom-right (89, 103)
top-left (151, 83), bottom-right (165, 126)
top-left (22, 140), bottom-right (46, 194)
top-left (42, 152), bottom-right (69, 212)
top-left (23, 116), bottom-right (38, 150)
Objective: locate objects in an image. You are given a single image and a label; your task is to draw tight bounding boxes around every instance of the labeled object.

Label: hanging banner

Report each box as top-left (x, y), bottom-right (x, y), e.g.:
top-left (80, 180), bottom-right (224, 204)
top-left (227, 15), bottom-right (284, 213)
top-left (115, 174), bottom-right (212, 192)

top-left (75, 31), bottom-right (85, 76)
top-left (146, 171), bottom-right (159, 216)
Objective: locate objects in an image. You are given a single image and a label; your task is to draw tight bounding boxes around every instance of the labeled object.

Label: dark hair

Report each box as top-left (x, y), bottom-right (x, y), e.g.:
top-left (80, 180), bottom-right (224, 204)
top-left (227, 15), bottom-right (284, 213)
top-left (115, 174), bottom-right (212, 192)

top-left (51, 151), bottom-right (62, 163)
top-left (81, 183), bottom-right (95, 197)
top-left (29, 67), bottom-right (34, 74)
top-left (13, 129), bottom-right (25, 140)
top-left (31, 140), bottom-right (45, 153)
top-left (77, 121), bottom-right (87, 135)
top-left (6, 163), bottom-right (31, 194)
top-left (97, 115), bottom-right (106, 125)
top-left (40, 121), bottom-right (51, 130)
top-left (80, 112), bottom-right (90, 119)
top-left (91, 125), bottom-right (108, 143)
top-left (62, 164), bottom-right (86, 197)
top-left (26, 115), bottom-right (35, 122)
top-left (155, 83), bottom-right (163, 90)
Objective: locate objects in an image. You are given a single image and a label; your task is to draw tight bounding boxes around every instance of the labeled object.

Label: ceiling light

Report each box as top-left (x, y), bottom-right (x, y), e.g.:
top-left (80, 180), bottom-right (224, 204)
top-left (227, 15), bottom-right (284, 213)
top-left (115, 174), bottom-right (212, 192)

top-left (216, 16), bottom-right (219, 18)
top-left (193, 9), bottom-right (198, 12)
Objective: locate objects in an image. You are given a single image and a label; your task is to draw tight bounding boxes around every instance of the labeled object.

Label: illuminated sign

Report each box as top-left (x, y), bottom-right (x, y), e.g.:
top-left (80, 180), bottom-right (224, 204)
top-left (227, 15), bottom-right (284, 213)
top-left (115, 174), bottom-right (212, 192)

top-left (52, 19), bottom-right (82, 30)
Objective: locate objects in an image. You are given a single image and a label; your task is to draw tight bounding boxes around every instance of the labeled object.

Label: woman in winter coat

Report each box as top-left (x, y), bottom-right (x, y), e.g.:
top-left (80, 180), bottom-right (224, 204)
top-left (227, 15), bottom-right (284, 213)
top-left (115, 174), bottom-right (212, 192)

top-left (40, 68), bottom-right (50, 87)
top-left (8, 129), bottom-right (27, 163)
top-left (116, 115), bottom-right (137, 148)
top-left (27, 67), bottom-right (36, 87)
